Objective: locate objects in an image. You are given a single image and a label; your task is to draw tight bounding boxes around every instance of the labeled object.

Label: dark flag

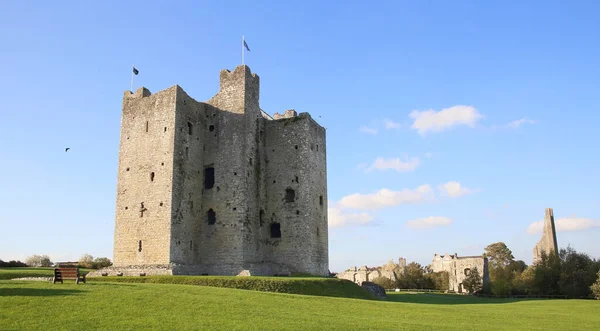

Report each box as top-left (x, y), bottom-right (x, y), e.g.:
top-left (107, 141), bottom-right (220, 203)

top-left (243, 40), bottom-right (250, 52)
top-left (133, 66), bottom-right (139, 75)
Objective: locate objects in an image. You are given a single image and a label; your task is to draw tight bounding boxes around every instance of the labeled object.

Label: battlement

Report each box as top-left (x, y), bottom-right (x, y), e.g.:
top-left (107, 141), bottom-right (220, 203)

top-left (218, 65), bottom-right (259, 90)
top-left (124, 87), bottom-right (152, 99)
top-left (273, 109), bottom-right (297, 119)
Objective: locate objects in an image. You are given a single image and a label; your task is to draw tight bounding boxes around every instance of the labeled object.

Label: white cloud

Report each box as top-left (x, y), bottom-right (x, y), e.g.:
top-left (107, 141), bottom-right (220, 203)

top-left (438, 181), bottom-right (473, 198)
top-left (365, 156), bottom-right (421, 173)
top-left (406, 216), bottom-right (453, 229)
top-left (359, 126), bottom-right (378, 135)
top-left (328, 207), bottom-right (375, 228)
top-left (508, 118), bottom-right (538, 128)
top-left (409, 105), bottom-right (483, 135)
top-left (383, 119), bottom-right (401, 129)
top-left (424, 152), bottom-right (433, 159)
top-left (527, 217), bottom-right (600, 234)
top-left (337, 185), bottom-right (435, 210)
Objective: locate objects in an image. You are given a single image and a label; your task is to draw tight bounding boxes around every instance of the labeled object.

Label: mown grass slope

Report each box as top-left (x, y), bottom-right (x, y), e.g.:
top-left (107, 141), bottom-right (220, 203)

top-left (1, 280), bottom-right (598, 330)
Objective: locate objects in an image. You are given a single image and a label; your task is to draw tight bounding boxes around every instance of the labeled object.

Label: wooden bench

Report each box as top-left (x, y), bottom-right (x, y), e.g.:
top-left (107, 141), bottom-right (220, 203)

top-left (53, 267), bottom-right (86, 284)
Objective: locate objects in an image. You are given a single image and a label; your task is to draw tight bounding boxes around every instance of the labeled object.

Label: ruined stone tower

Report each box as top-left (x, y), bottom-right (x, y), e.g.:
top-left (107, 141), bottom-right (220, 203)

top-left (533, 208), bottom-right (558, 264)
top-left (108, 65), bottom-right (328, 276)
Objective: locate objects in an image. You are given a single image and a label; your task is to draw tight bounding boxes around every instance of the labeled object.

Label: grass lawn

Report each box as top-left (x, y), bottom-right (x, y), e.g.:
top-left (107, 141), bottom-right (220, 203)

top-left (90, 275), bottom-right (374, 299)
top-left (0, 267), bottom-right (92, 280)
top-left (1, 280), bottom-right (598, 330)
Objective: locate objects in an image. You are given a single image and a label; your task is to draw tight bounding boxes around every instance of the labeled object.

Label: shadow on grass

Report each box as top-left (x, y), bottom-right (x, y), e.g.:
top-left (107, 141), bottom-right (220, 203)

top-left (386, 293), bottom-right (543, 305)
top-left (0, 288), bottom-right (83, 297)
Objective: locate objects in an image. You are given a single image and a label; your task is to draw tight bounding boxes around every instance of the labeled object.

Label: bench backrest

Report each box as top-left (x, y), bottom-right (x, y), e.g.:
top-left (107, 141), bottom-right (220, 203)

top-left (54, 268), bottom-right (80, 278)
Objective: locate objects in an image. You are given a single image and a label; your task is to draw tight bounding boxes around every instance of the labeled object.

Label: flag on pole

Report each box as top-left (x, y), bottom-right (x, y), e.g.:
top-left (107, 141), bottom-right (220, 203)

top-left (133, 66), bottom-right (139, 75)
top-left (243, 40), bottom-right (250, 52)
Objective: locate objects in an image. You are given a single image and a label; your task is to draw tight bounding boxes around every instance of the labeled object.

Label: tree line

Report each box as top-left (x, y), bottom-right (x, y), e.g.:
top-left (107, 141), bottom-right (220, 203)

top-left (482, 242), bottom-right (600, 299)
top-left (368, 242), bottom-right (600, 300)
top-left (0, 254), bottom-right (113, 269)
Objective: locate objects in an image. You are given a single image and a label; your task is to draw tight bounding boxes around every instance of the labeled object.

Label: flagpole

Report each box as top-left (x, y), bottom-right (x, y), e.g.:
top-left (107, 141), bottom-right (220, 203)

top-left (130, 64), bottom-right (135, 91)
top-left (242, 35), bottom-right (245, 65)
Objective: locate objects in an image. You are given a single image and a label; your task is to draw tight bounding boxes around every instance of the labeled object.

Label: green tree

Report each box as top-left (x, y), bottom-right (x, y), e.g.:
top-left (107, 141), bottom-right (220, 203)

top-left (78, 254), bottom-right (94, 268)
top-left (512, 267), bottom-right (535, 295)
top-left (509, 260), bottom-right (527, 274)
top-left (93, 257), bottom-right (113, 269)
top-left (424, 271), bottom-right (449, 291)
top-left (484, 242), bottom-right (518, 294)
top-left (25, 254), bottom-right (52, 267)
top-left (462, 267), bottom-right (483, 294)
top-left (371, 276), bottom-right (396, 290)
top-left (558, 246), bottom-right (599, 298)
top-left (591, 271), bottom-right (600, 300)
top-left (484, 242), bottom-right (515, 271)
top-left (491, 279), bottom-right (512, 296)
top-left (403, 262), bottom-right (425, 288)
top-left (532, 251), bottom-right (561, 295)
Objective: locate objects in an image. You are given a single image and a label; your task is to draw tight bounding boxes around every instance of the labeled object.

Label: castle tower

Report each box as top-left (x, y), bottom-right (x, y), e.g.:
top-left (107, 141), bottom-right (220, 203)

top-left (108, 65), bottom-right (328, 277)
top-left (533, 208), bottom-right (559, 264)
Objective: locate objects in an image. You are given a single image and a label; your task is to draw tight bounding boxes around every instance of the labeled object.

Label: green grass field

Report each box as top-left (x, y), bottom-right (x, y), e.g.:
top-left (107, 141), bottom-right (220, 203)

top-left (1, 270), bottom-right (598, 330)
top-left (0, 267), bottom-right (92, 280)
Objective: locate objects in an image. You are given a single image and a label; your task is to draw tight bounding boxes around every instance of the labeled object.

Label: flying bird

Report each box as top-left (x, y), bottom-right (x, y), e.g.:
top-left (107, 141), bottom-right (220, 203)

top-left (65, 148), bottom-right (70, 152)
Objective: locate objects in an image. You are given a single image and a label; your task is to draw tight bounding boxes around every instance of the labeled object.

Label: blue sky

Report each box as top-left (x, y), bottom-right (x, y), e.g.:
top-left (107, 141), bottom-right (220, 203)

top-left (1, 1), bottom-right (599, 272)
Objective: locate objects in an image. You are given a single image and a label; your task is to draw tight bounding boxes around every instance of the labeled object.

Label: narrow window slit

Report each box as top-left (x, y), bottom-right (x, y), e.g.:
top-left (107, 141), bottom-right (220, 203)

top-left (207, 209), bottom-right (216, 225)
top-left (270, 223), bottom-right (281, 238)
top-left (204, 167), bottom-right (215, 189)
top-left (285, 188), bottom-right (295, 203)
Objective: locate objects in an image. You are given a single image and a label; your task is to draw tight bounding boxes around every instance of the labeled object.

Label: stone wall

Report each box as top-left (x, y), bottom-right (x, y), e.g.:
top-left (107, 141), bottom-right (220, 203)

top-left (110, 65), bottom-right (328, 276)
top-left (533, 208), bottom-right (559, 264)
top-left (263, 113), bottom-right (328, 275)
top-left (337, 258), bottom-right (406, 285)
top-left (431, 253), bottom-right (489, 293)
top-left (114, 86), bottom-right (178, 266)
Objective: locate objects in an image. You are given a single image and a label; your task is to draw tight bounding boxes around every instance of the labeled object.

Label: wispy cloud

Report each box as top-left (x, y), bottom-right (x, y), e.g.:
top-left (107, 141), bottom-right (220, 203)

top-left (383, 119), bottom-right (402, 129)
top-left (527, 217), bottom-right (600, 234)
top-left (337, 185), bottom-right (435, 210)
top-left (406, 216), bottom-right (452, 229)
top-left (328, 207), bottom-right (375, 228)
top-left (438, 181), bottom-right (474, 198)
top-left (359, 126), bottom-right (378, 135)
top-left (508, 118), bottom-right (538, 128)
top-left (365, 156), bottom-right (421, 173)
top-left (330, 181), bottom-right (476, 228)
top-left (409, 105), bottom-right (483, 135)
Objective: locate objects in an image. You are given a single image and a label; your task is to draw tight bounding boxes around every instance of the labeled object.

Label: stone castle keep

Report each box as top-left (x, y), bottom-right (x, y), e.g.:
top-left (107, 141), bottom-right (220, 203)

top-left (105, 65), bottom-right (328, 276)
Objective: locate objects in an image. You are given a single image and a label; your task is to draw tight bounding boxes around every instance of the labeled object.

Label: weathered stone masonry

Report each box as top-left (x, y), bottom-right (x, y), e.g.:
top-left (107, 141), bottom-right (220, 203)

top-left (431, 253), bottom-right (489, 293)
top-left (533, 208), bottom-right (558, 264)
top-left (99, 65), bottom-right (328, 277)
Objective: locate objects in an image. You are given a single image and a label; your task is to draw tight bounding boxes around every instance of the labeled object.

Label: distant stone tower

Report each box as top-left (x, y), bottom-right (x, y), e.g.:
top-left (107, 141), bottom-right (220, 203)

top-left (398, 257), bottom-right (407, 269)
top-left (533, 208), bottom-right (558, 264)
top-left (106, 65), bottom-right (328, 277)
